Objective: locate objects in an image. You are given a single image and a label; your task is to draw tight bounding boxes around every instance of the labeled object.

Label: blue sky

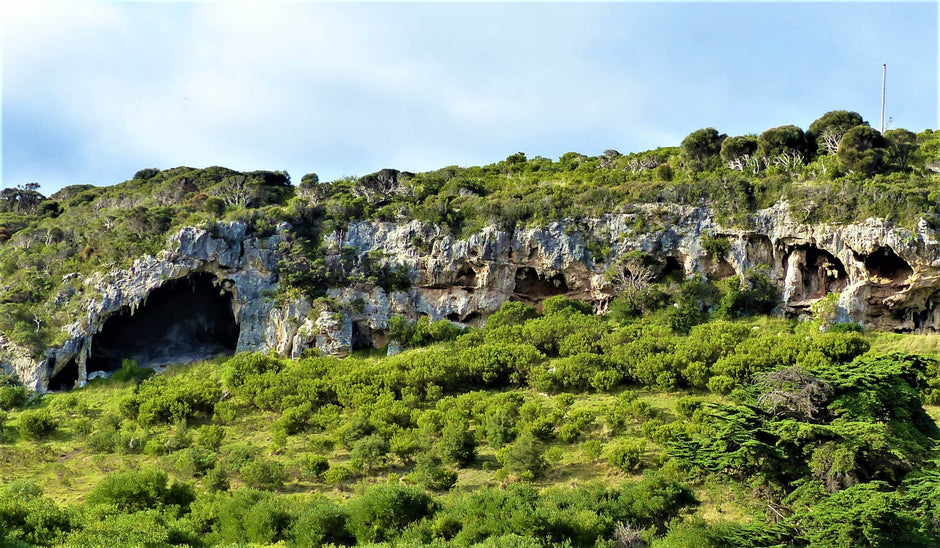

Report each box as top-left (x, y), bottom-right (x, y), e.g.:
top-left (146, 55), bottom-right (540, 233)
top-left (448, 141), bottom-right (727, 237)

top-left (1, 1), bottom-right (937, 193)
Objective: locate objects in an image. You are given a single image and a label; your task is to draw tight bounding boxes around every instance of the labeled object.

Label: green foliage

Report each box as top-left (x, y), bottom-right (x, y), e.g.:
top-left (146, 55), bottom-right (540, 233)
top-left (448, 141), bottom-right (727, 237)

top-left (681, 127), bottom-right (727, 166)
top-left (758, 124), bottom-right (807, 159)
top-left (0, 375), bottom-right (29, 410)
top-left (17, 409), bottom-right (59, 440)
top-left (239, 458), bottom-right (286, 491)
top-left (606, 439), bottom-right (646, 472)
top-left (838, 125), bottom-right (888, 175)
top-left (807, 110), bottom-right (867, 155)
top-left (347, 484), bottom-right (436, 543)
top-left (87, 468), bottom-right (193, 512)
top-left (498, 432), bottom-right (547, 480)
top-left (720, 134), bottom-right (758, 163)
top-left (486, 301), bottom-right (539, 329)
top-left (439, 424), bottom-right (477, 466)
top-left (109, 359), bottom-right (155, 384)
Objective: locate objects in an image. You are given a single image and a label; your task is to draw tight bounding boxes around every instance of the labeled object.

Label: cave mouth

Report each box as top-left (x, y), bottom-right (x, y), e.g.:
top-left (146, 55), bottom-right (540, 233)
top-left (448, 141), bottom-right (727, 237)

top-left (49, 358), bottom-right (79, 391)
top-left (513, 268), bottom-right (569, 299)
top-left (865, 246), bottom-right (913, 283)
top-left (86, 273), bottom-right (239, 373)
top-left (659, 256), bottom-right (685, 282)
top-left (787, 245), bottom-right (848, 301)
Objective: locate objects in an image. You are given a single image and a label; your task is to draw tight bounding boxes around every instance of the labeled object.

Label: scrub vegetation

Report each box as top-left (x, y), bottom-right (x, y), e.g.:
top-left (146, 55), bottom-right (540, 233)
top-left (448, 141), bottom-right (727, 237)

top-left (2, 288), bottom-right (940, 546)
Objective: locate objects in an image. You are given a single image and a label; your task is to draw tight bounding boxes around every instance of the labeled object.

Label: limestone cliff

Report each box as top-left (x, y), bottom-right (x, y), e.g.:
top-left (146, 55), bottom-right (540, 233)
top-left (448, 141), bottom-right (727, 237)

top-left (2, 201), bottom-right (937, 392)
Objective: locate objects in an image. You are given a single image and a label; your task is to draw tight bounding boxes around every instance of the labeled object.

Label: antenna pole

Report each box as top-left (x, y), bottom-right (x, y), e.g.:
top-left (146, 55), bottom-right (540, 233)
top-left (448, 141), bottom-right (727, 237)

top-left (880, 63), bottom-right (887, 133)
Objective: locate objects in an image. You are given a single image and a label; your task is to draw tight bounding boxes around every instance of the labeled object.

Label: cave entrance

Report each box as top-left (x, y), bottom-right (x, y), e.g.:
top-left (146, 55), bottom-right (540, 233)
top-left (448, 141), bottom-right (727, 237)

top-left (48, 358), bottom-right (79, 391)
top-left (86, 273), bottom-right (239, 373)
top-left (659, 256), bottom-right (685, 282)
top-left (785, 245), bottom-right (847, 303)
top-left (351, 321), bottom-right (374, 351)
top-left (513, 268), bottom-right (569, 305)
top-left (865, 246), bottom-right (912, 284)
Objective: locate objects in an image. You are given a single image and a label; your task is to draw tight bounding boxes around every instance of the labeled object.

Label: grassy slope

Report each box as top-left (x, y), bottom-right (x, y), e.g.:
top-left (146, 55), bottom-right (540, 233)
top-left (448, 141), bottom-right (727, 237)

top-left (1, 360), bottom-right (758, 522)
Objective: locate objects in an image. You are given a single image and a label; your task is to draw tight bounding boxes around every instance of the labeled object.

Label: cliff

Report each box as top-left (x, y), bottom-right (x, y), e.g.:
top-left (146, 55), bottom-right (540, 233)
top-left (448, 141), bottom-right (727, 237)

top-left (2, 201), bottom-right (937, 392)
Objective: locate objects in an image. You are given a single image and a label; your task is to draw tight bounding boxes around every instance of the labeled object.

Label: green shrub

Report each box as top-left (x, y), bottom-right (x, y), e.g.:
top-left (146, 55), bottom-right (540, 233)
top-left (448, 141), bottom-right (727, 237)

top-left (300, 454), bottom-right (330, 479)
top-left (606, 440), bottom-right (646, 472)
top-left (86, 468), bottom-right (189, 512)
top-left (17, 409), bottom-right (59, 440)
top-left (439, 424), bottom-right (477, 466)
top-left (347, 484), bottom-right (437, 543)
top-left (240, 458), bottom-right (286, 491)
top-left (291, 497), bottom-right (354, 547)
top-left (0, 382), bottom-right (28, 410)
top-left (497, 433), bottom-right (546, 480)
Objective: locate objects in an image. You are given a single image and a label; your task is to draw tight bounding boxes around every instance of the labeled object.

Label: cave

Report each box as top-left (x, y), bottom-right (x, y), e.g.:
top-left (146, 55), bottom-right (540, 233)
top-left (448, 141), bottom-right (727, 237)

top-left (85, 273), bottom-right (239, 373)
top-left (48, 358), bottom-right (79, 391)
top-left (865, 246), bottom-right (913, 283)
top-left (659, 256), bottom-right (685, 282)
top-left (784, 245), bottom-right (847, 303)
top-left (513, 268), bottom-right (569, 303)
top-left (351, 321), bottom-right (374, 351)
top-left (454, 265), bottom-right (477, 288)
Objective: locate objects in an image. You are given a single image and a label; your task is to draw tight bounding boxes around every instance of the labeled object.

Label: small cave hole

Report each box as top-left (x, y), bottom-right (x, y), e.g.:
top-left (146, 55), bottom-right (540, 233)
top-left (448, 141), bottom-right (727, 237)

top-left (351, 321), bottom-right (374, 351)
top-left (865, 247), bottom-right (913, 283)
top-left (659, 256), bottom-right (685, 281)
top-left (48, 358), bottom-right (79, 391)
top-left (86, 273), bottom-right (239, 373)
top-left (455, 265), bottom-right (477, 288)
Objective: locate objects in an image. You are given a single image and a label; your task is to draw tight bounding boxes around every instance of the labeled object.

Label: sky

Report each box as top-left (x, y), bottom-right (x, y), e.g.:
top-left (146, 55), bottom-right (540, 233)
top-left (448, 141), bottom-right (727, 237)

top-left (1, 1), bottom-right (937, 193)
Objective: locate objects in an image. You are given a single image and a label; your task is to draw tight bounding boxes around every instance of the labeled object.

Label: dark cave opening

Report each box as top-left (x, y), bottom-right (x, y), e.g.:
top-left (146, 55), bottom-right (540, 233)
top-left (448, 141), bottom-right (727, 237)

top-left (86, 273), bottom-right (239, 373)
top-left (454, 265), bottom-right (477, 288)
top-left (48, 358), bottom-right (79, 391)
top-left (351, 321), bottom-right (374, 351)
top-left (865, 246), bottom-right (913, 283)
top-left (513, 268), bottom-right (569, 301)
top-left (659, 256), bottom-right (685, 282)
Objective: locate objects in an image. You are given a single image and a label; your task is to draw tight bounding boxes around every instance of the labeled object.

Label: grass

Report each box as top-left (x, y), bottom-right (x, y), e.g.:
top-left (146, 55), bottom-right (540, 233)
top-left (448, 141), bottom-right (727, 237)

top-left (865, 331), bottom-right (940, 359)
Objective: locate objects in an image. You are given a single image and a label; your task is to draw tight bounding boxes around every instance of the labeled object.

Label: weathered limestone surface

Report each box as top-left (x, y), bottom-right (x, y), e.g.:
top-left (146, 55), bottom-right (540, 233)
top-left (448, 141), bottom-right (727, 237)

top-left (3, 202), bottom-right (939, 392)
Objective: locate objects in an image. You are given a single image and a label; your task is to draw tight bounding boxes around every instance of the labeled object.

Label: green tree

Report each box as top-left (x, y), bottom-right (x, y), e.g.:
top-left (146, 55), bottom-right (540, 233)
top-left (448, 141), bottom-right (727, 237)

top-left (758, 125), bottom-right (807, 160)
top-left (838, 126), bottom-right (887, 175)
top-left (807, 110), bottom-right (867, 155)
top-left (884, 128), bottom-right (918, 170)
top-left (720, 135), bottom-right (759, 163)
top-left (681, 127), bottom-right (727, 165)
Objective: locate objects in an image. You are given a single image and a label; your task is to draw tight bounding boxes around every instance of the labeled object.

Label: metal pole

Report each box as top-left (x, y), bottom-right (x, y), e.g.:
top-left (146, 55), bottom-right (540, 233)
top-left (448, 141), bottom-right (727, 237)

top-left (880, 63), bottom-right (886, 133)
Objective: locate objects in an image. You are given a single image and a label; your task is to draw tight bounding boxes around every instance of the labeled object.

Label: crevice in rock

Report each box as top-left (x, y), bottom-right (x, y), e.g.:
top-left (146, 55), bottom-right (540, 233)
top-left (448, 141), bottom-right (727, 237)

top-left (865, 246), bottom-right (912, 284)
top-left (48, 358), bottom-right (79, 391)
top-left (86, 273), bottom-right (239, 374)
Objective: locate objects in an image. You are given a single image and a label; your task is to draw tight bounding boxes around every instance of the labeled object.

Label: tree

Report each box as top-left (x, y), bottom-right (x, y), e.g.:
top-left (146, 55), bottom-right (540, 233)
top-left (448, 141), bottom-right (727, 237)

top-left (838, 126), bottom-right (887, 175)
top-left (884, 128), bottom-right (918, 170)
top-left (758, 125), bottom-right (807, 160)
top-left (720, 135), bottom-right (759, 170)
top-left (681, 128), bottom-right (726, 164)
top-left (807, 111), bottom-right (867, 155)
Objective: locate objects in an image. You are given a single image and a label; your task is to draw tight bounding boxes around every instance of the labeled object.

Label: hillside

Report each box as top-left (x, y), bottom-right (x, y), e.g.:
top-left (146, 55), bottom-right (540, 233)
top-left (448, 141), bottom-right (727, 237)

top-left (2, 302), bottom-right (940, 546)
top-left (1, 112), bottom-right (940, 545)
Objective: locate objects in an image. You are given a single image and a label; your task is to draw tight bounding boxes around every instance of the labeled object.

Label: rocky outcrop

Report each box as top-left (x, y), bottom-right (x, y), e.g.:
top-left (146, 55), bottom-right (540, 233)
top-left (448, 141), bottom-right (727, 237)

top-left (4, 201), bottom-right (940, 392)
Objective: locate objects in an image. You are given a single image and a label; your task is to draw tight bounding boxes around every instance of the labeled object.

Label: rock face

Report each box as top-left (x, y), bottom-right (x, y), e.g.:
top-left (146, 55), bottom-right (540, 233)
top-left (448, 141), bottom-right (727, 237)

top-left (3, 202), bottom-right (940, 392)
